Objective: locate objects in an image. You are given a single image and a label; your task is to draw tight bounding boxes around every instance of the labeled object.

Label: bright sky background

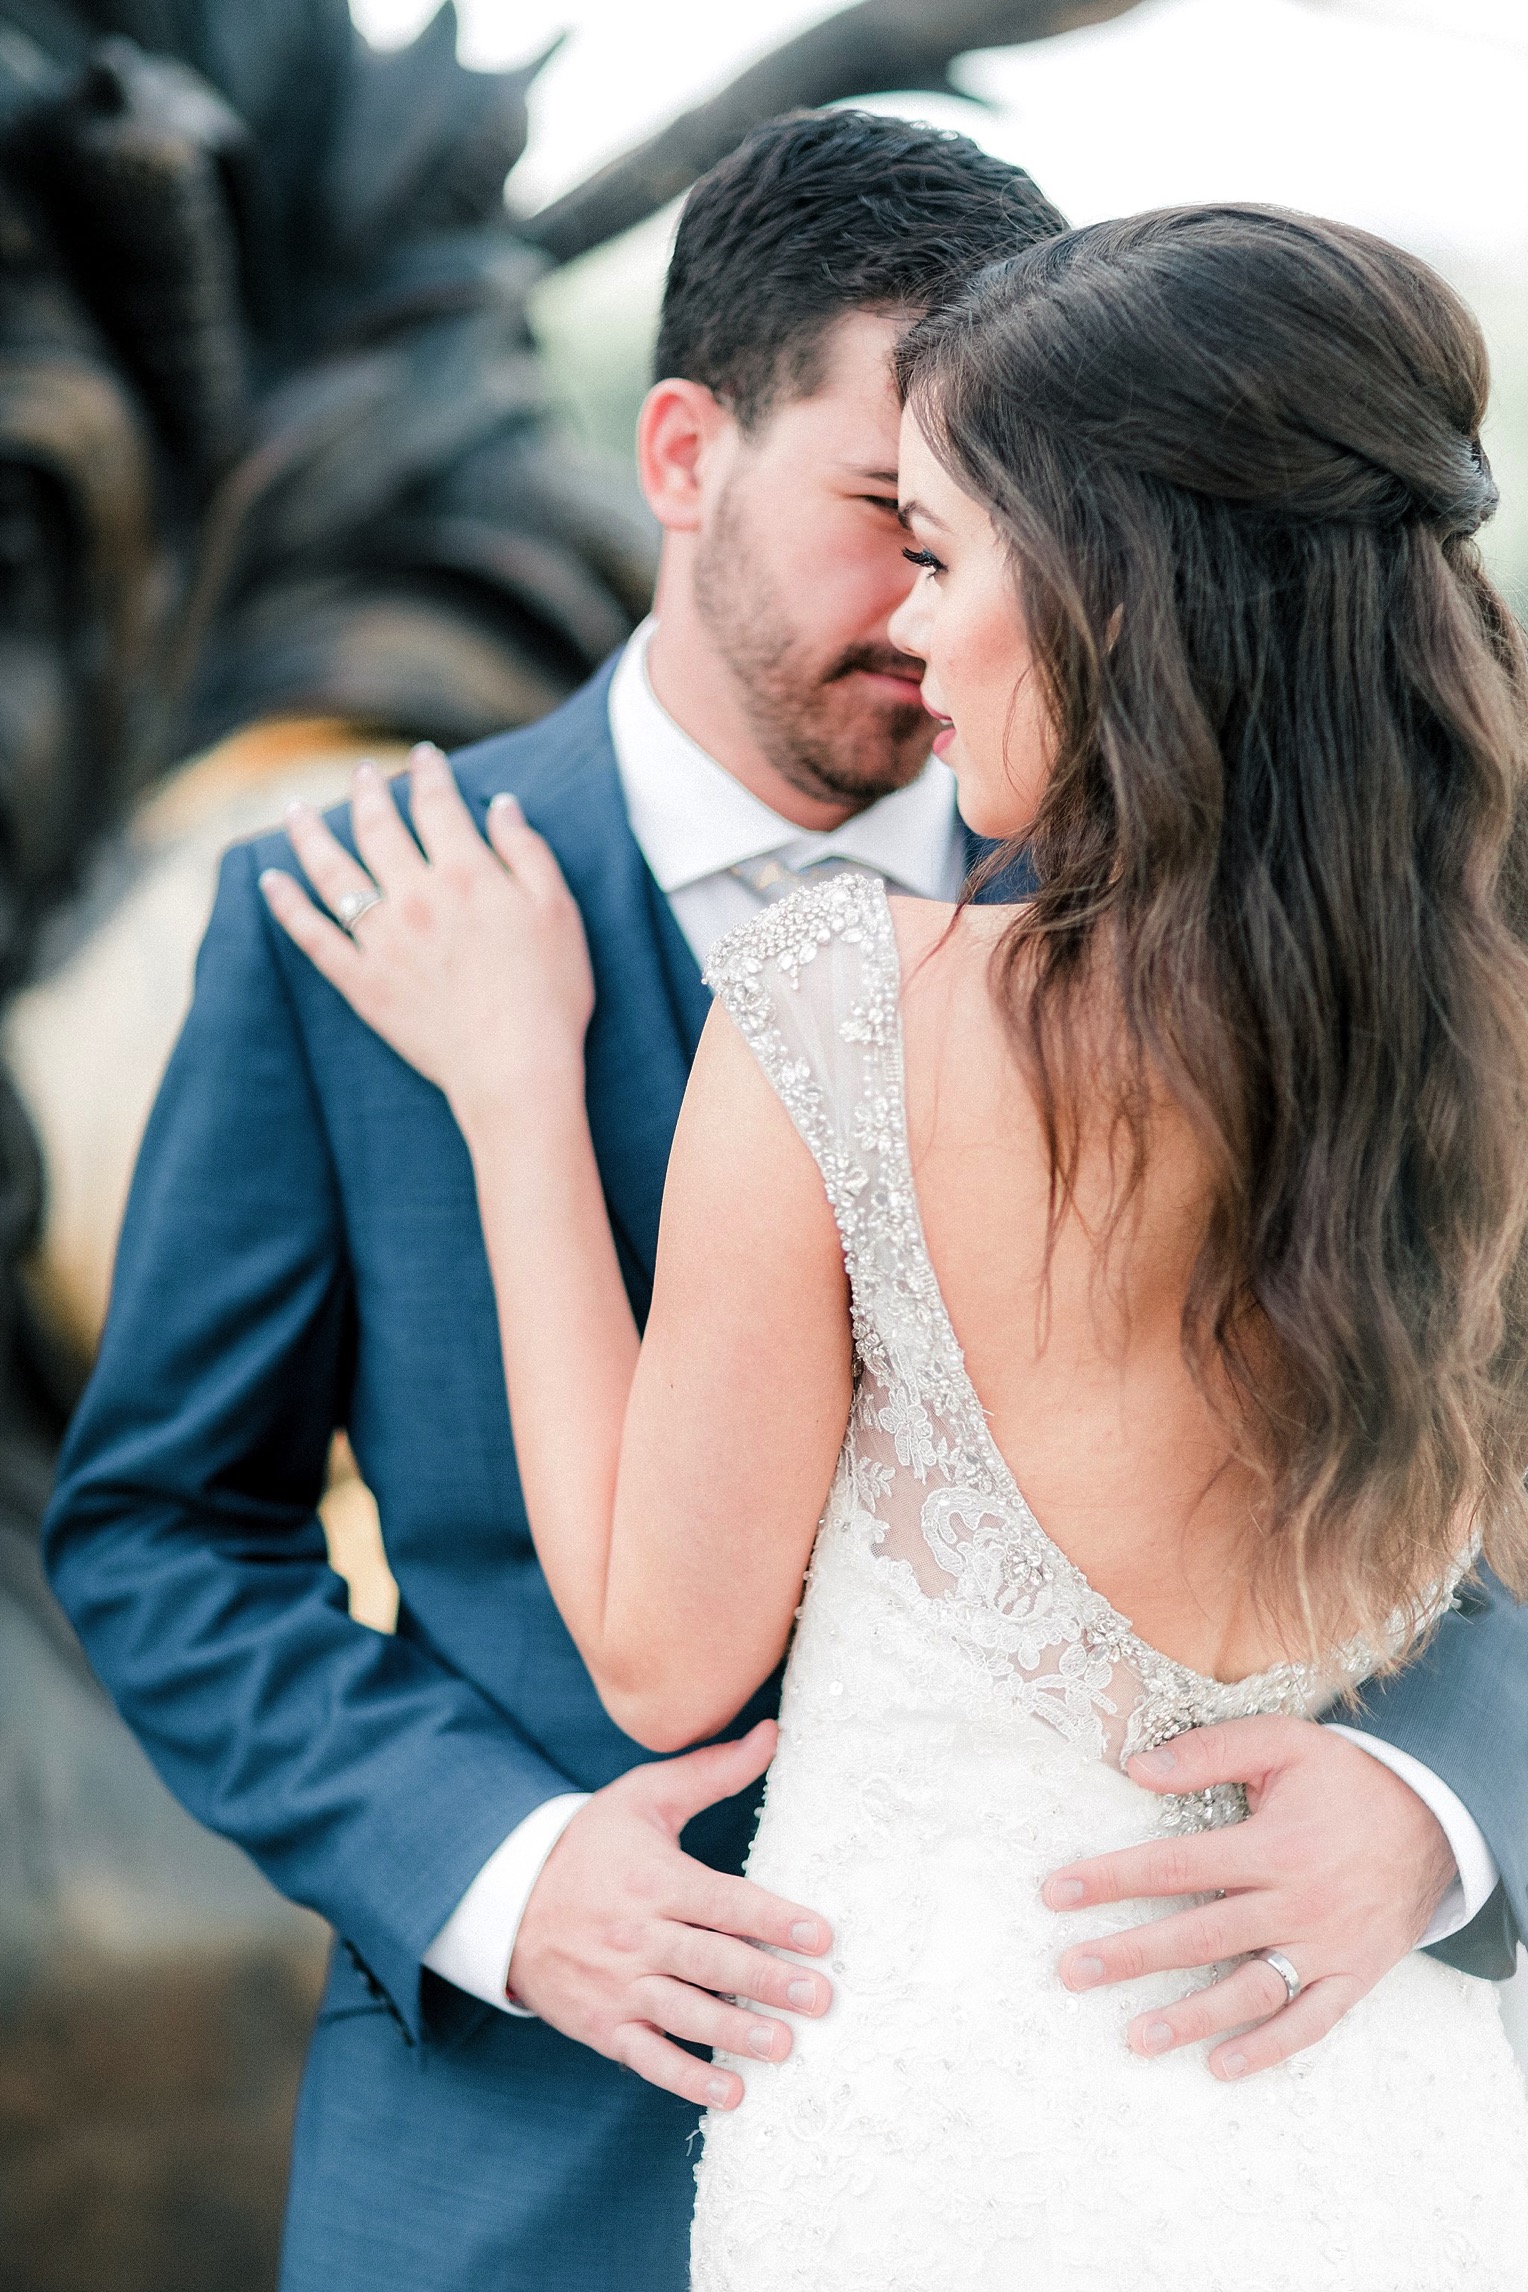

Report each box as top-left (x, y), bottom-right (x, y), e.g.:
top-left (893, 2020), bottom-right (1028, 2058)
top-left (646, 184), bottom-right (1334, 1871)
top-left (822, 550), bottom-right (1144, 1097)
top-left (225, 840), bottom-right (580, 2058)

top-left (349, 0), bottom-right (1528, 599)
top-left (351, 0), bottom-right (1528, 263)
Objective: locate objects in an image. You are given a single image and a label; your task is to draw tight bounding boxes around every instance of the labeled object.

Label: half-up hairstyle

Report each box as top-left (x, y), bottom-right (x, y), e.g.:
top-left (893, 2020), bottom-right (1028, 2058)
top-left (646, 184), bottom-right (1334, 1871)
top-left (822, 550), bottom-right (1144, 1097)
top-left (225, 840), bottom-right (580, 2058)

top-left (898, 205), bottom-right (1528, 1659)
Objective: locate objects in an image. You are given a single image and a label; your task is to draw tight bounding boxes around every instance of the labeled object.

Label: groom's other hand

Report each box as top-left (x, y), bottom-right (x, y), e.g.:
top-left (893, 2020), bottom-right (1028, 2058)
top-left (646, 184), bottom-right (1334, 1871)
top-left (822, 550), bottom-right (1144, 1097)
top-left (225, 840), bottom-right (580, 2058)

top-left (507, 1720), bottom-right (831, 2111)
top-left (1041, 1715), bottom-right (1455, 2081)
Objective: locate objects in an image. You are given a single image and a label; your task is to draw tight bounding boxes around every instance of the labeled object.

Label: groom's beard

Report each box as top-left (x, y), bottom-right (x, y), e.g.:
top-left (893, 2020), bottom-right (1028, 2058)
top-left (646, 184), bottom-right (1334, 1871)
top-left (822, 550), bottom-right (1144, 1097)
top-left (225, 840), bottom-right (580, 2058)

top-left (694, 488), bottom-right (933, 812)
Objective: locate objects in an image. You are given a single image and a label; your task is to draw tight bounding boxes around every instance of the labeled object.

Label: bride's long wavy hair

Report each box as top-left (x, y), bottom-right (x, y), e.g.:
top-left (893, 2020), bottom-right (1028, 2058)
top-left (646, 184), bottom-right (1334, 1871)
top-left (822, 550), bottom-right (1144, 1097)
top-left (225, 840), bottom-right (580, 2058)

top-left (897, 206), bottom-right (1528, 1659)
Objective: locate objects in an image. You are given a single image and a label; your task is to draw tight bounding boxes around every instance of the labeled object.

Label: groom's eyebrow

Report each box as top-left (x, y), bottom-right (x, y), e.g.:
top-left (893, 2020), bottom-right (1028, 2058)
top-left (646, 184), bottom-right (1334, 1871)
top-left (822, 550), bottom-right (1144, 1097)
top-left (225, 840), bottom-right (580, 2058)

top-left (840, 463), bottom-right (901, 490)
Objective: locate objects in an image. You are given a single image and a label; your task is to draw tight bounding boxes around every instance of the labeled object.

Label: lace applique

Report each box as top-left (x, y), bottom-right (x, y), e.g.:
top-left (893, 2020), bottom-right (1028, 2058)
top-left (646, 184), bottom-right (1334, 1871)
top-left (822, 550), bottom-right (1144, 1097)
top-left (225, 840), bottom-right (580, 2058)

top-left (707, 876), bottom-right (1429, 1828)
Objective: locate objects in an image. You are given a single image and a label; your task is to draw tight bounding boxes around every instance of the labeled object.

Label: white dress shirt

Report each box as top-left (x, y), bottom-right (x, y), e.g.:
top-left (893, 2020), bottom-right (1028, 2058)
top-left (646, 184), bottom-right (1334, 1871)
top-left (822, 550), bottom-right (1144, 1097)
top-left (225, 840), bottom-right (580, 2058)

top-left (423, 622), bottom-right (1496, 2012)
top-left (607, 619), bottom-right (968, 954)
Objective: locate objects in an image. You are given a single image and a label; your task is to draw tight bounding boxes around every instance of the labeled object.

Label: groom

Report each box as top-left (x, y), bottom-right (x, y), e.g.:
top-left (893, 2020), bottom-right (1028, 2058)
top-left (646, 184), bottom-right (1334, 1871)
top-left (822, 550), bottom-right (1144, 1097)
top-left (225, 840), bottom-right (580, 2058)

top-left (45, 109), bottom-right (1527, 2292)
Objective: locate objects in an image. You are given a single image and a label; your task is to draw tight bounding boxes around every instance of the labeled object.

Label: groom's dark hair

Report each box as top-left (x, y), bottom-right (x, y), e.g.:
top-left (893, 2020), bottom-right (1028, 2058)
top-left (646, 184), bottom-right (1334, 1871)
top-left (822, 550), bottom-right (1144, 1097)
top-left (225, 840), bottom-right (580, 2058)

top-left (655, 109), bottom-right (1066, 431)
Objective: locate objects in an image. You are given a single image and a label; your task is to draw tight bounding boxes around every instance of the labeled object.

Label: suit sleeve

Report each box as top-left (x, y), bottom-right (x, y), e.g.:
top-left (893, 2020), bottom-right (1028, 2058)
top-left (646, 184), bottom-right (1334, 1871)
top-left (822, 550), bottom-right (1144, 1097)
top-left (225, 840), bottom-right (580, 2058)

top-left (43, 842), bottom-right (573, 2037)
top-left (1336, 1570), bottom-right (1527, 1979)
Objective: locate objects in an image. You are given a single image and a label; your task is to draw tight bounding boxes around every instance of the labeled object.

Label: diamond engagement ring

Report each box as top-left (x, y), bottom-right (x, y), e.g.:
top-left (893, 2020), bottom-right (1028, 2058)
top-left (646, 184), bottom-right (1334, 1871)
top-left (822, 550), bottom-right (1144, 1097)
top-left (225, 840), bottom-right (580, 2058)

top-left (1256, 1948), bottom-right (1302, 2006)
top-left (335, 886), bottom-right (383, 935)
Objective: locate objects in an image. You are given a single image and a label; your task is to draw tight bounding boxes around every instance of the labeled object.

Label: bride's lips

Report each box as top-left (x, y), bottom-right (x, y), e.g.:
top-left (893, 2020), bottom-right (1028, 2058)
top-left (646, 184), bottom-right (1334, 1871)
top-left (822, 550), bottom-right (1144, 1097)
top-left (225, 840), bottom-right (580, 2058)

top-left (929, 714), bottom-right (956, 758)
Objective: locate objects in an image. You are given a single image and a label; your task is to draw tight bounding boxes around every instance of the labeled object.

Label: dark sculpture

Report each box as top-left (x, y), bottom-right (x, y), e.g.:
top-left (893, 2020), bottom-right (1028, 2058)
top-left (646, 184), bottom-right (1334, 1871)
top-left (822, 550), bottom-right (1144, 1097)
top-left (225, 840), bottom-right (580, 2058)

top-left (0, 3), bottom-right (1139, 2282)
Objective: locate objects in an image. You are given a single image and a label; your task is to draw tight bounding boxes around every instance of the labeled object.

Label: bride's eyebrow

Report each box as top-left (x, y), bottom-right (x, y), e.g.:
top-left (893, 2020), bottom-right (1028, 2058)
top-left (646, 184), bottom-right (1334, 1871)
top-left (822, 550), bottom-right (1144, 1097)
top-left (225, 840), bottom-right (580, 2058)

top-left (897, 498), bottom-right (947, 530)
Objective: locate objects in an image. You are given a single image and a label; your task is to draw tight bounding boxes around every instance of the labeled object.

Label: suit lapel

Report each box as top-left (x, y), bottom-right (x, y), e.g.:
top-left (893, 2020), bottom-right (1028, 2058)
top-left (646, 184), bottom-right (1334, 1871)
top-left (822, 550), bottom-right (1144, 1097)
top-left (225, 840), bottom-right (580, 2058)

top-left (455, 670), bottom-right (702, 1309)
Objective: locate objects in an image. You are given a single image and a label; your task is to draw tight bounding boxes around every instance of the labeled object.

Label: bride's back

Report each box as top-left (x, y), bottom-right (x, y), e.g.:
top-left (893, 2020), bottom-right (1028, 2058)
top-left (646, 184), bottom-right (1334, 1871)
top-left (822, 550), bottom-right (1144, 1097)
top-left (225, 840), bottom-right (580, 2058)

top-left (896, 896), bottom-right (1273, 1682)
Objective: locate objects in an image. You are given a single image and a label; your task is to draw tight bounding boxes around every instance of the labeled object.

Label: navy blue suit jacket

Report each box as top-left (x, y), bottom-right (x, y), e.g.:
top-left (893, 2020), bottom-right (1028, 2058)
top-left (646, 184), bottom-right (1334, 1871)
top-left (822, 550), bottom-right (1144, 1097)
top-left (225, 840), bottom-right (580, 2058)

top-left (43, 663), bottom-right (1528, 2292)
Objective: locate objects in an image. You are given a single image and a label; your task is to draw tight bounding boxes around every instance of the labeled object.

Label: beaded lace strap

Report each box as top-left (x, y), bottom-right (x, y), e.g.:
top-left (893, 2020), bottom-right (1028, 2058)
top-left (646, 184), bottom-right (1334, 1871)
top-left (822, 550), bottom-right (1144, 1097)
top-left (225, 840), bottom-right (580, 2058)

top-left (703, 874), bottom-right (909, 1324)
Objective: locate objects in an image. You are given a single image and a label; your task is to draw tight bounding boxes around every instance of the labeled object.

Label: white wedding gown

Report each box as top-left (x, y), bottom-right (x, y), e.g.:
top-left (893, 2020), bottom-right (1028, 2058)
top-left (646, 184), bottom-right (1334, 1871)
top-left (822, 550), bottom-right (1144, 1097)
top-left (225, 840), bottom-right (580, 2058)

top-left (691, 876), bottom-right (1528, 2292)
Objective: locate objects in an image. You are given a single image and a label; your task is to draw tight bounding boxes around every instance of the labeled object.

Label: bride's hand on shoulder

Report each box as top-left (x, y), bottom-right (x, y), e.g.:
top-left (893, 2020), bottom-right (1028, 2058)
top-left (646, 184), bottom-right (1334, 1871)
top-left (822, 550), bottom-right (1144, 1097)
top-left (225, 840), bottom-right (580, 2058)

top-left (260, 744), bottom-right (593, 1121)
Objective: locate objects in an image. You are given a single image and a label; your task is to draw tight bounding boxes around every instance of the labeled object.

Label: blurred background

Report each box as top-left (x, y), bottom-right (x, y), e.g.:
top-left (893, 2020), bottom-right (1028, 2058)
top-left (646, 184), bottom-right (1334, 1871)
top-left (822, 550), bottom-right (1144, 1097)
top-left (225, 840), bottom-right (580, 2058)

top-left (490, 0), bottom-right (1528, 618)
top-left (0, 2), bottom-right (1523, 2285)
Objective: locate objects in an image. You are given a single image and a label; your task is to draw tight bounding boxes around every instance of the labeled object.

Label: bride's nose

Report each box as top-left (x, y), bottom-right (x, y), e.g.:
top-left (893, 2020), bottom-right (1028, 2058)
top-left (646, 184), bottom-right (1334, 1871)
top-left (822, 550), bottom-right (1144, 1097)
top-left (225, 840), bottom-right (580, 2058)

top-left (887, 586), bottom-right (929, 666)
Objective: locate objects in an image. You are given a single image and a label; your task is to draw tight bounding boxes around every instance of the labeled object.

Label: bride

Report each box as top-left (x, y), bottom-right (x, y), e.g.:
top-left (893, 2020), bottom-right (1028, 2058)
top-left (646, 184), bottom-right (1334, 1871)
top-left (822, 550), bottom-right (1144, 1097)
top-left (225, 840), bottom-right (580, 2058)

top-left (264, 205), bottom-right (1528, 2285)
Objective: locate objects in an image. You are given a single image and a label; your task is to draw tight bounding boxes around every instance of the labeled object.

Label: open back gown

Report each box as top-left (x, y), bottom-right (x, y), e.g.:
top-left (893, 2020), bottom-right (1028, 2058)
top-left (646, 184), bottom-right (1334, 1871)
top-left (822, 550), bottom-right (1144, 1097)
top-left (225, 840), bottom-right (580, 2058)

top-left (689, 875), bottom-right (1528, 2292)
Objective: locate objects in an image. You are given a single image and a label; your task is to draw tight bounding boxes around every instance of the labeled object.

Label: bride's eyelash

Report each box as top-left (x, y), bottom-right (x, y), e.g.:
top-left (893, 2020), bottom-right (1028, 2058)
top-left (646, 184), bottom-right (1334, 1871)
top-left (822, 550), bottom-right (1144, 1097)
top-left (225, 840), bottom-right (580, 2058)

top-left (902, 546), bottom-right (945, 574)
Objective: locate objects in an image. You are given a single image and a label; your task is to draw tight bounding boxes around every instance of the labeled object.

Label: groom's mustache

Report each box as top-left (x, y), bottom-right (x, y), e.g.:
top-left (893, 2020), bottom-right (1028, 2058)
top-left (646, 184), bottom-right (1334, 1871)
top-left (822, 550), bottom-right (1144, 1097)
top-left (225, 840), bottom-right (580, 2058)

top-left (822, 644), bottom-right (927, 690)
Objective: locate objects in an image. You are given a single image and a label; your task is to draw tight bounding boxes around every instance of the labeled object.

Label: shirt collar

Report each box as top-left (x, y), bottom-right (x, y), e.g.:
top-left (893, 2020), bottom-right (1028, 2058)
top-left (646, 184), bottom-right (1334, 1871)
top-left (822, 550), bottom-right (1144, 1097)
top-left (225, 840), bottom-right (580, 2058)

top-left (608, 618), bottom-right (960, 900)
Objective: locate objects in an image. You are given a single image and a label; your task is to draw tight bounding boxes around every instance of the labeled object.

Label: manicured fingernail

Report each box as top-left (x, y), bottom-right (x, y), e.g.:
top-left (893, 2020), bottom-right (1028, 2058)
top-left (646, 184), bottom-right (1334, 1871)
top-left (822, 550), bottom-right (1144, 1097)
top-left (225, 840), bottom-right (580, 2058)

top-left (410, 742), bottom-right (444, 763)
top-left (747, 2024), bottom-right (776, 2057)
top-left (1134, 1747), bottom-right (1177, 1779)
top-left (1142, 2020), bottom-right (1175, 2055)
top-left (706, 2077), bottom-right (732, 2106)
top-left (1045, 1877), bottom-right (1086, 1908)
top-left (1067, 1955), bottom-right (1106, 1990)
top-left (258, 869), bottom-right (281, 893)
top-left (1219, 2051), bottom-right (1249, 2080)
top-left (786, 1979), bottom-right (816, 2009)
top-left (489, 790), bottom-right (520, 814)
top-left (790, 1921), bottom-right (819, 1949)
top-left (356, 759), bottom-right (381, 782)
top-left (284, 799), bottom-right (303, 821)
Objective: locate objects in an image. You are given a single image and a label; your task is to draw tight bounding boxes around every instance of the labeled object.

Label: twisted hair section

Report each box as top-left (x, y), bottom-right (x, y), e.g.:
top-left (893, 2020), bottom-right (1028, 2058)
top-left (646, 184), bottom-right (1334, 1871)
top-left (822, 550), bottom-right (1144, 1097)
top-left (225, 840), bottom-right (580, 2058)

top-left (898, 205), bottom-right (1528, 1660)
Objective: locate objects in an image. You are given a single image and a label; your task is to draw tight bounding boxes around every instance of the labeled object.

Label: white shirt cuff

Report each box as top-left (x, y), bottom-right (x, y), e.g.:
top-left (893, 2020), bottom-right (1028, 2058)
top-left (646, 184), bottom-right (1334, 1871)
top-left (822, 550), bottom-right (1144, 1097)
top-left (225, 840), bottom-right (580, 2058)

top-left (422, 1794), bottom-right (589, 2015)
top-left (1325, 1727), bottom-right (1499, 1947)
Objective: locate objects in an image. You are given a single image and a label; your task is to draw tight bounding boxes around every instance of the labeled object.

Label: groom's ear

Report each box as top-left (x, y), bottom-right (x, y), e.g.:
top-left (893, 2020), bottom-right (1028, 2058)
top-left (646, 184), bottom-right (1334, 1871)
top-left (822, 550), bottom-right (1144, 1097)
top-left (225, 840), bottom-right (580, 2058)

top-left (636, 379), bottom-right (737, 535)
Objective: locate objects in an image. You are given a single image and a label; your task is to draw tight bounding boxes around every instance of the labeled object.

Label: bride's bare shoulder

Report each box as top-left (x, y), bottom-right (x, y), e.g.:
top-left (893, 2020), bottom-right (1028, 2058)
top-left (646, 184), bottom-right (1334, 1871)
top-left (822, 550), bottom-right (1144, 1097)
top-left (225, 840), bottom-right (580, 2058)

top-left (887, 893), bottom-right (1029, 977)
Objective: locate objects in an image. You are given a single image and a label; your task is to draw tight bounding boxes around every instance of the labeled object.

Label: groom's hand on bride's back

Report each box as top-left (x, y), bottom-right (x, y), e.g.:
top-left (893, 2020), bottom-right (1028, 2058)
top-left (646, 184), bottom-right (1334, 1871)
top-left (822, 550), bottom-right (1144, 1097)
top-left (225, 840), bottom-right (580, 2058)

top-left (507, 1720), bottom-right (832, 2111)
top-left (1040, 1715), bottom-right (1457, 2083)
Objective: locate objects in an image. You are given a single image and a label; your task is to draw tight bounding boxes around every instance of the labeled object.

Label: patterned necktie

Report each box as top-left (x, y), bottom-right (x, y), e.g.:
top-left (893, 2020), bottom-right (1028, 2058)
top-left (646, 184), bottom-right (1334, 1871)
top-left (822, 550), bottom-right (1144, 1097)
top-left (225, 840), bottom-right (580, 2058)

top-left (728, 852), bottom-right (888, 905)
